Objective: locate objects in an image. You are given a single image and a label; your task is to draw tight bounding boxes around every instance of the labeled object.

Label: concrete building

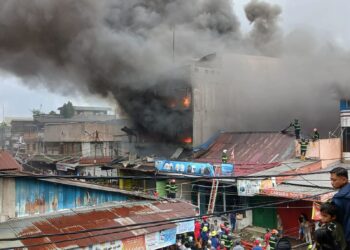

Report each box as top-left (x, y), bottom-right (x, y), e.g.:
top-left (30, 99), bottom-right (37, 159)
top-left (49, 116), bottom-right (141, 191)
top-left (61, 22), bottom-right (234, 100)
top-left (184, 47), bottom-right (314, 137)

top-left (134, 54), bottom-right (284, 147)
top-left (43, 120), bottom-right (129, 158)
top-left (58, 105), bottom-right (112, 116)
top-left (10, 118), bottom-right (43, 155)
top-left (340, 99), bottom-right (350, 162)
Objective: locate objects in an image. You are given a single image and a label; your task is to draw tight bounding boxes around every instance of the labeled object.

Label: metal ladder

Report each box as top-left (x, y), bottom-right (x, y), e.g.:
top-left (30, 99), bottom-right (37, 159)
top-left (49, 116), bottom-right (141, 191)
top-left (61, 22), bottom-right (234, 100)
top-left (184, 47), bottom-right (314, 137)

top-left (207, 167), bottom-right (220, 214)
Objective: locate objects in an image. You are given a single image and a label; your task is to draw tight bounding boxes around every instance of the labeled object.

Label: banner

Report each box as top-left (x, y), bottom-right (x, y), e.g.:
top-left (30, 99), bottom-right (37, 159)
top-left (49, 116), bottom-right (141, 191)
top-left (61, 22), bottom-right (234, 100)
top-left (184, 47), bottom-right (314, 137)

top-left (145, 228), bottom-right (177, 250)
top-left (237, 179), bottom-right (262, 196)
top-left (312, 202), bottom-right (321, 221)
top-left (176, 220), bottom-right (195, 234)
top-left (145, 232), bottom-right (158, 250)
top-left (158, 228), bottom-right (177, 248)
top-left (155, 160), bottom-right (233, 176)
top-left (122, 235), bottom-right (146, 250)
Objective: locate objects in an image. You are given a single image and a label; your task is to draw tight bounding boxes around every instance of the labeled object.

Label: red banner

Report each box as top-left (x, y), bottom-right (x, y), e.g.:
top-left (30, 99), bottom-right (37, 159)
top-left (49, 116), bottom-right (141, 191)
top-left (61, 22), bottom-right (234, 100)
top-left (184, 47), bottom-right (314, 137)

top-left (122, 235), bottom-right (146, 250)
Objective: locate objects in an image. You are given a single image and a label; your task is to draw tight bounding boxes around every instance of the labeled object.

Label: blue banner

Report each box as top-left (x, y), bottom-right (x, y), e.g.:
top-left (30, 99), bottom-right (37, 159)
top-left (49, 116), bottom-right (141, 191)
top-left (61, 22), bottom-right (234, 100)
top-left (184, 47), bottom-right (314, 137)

top-left (155, 160), bottom-right (233, 176)
top-left (159, 227), bottom-right (176, 248)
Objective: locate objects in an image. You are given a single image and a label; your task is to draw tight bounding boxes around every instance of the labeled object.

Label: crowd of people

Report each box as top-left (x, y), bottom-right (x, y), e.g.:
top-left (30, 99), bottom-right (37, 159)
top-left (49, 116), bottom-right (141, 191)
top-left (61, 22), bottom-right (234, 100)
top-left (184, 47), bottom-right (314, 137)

top-left (291, 167), bottom-right (350, 250)
top-left (174, 166), bottom-right (350, 250)
top-left (176, 215), bottom-right (248, 250)
top-left (309, 167), bottom-right (350, 250)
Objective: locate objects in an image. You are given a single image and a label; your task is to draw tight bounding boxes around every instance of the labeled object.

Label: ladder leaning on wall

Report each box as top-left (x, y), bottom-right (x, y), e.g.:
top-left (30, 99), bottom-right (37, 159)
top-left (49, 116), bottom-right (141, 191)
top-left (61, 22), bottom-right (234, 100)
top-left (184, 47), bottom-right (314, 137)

top-left (207, 166), bottom-right (220, 214)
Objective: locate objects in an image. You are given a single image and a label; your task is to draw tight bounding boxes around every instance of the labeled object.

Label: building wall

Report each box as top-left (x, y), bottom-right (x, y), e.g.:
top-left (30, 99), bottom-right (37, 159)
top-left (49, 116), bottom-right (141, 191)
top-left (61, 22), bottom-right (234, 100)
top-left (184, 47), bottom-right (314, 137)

top-left (277, 200), bottom-right (312, 238)
top-left (191, 54), bottom-right (282, 146)
top-left (341, 110), bottom-right (350, 162)
top-left (44, 122), bottom-right (126, 142)
top-left (177, 180), bottom-right (192, 201)
top-left (237, 210), bottom-right (253, 230)
top-left (295, 138), bottom-right (341, 167)
top-left (0, 178), bottom-right (16, 222)
top-left (15, 178), bottom-right (129, 217)
top-left (319, 138), bottom-right (341, 167)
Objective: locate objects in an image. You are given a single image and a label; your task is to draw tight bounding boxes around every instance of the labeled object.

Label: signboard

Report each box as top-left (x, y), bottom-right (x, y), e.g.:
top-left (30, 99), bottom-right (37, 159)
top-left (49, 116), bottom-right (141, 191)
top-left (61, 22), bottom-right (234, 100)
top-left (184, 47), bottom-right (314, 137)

top-left (158, 228), bottom-right (177, 248)
top-left (176, 220), bottom-right (195, 234)
top-left (238, 178), bottom-right (277, 196)
top-left (261, 189), bottom-right (336, 202)
top-left (86, 240), bottom-right (122, 250)
top-left (145, 228), bottom-right (177, 250)
top-left (145, 232), bottom-right (158, 250)
top-left (155, 160), bottom-right (233, 176)
top-left (220, 164), bottom-right (235, 176)
top-left (237, 179), bottom-right (261, 196)
top-left (122, 235), bottom-right (146, 250)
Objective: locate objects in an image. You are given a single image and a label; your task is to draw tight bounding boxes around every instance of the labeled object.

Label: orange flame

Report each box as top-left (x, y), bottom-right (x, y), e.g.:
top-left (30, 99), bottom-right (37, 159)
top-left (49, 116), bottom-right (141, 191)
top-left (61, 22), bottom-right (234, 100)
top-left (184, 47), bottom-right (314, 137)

top-left (182, 137), bottom-right (192, 144)
top-left (183, 96), bottom-right (191, 108)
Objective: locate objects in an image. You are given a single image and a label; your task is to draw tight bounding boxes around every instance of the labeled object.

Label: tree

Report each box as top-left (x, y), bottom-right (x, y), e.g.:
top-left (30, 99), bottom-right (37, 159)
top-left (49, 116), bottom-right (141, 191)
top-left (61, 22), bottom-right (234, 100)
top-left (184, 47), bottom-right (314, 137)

top-left (49, 110), bottom-right (57, 115)
top-left (60, 101), bottom-right (75, 118)
top-left (31, 109), bottom-right (43, 117)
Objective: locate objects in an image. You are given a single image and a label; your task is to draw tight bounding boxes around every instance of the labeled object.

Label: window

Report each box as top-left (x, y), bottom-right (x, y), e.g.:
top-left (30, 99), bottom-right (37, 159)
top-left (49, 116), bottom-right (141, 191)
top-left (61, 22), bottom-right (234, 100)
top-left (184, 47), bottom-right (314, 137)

top-left (343, 128), bottom-right (350, 152)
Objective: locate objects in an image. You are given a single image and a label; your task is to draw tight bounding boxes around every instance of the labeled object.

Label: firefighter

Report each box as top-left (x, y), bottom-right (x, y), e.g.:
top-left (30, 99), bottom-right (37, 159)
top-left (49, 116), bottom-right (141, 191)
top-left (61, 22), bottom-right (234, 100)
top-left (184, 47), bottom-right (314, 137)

top-left (269, 229), bottom-right (279, 250)
top-left (299, 138), bottom-right (309, 161)
top-left (222, 149), bottom-right (228, 163)
top-left (221, 228), bottom-right (233, 249)
top-left (290, 119), bottom-right (301, 139)
top-left (312, 128), bottom-right (320, 141)
top-left (165, 179), bottom-right (177, 199)
top-left (201, 216), bottom-right (210, 230)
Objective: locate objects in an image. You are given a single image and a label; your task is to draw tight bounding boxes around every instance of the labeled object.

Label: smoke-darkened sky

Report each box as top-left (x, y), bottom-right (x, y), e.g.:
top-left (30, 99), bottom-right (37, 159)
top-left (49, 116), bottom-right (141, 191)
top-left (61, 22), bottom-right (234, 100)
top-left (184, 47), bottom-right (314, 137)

top-left (1, 0), bottom-right (350, 121)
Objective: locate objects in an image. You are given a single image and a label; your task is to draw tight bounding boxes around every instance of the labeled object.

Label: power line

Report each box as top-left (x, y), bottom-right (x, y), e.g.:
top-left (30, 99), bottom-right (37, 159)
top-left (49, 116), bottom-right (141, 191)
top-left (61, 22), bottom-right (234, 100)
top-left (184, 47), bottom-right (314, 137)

top-left (0, 169), bottom-right (337, 180)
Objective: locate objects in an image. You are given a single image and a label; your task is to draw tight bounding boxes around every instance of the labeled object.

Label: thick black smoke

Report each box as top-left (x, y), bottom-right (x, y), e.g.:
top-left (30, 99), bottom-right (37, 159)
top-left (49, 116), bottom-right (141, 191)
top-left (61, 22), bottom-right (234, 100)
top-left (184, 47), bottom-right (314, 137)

top-left (0, 0), bottom-right (242, 139)
top-left (244, 0), bottom-right (282, 55)
top-left (0, 0), bottom-right (349, 143)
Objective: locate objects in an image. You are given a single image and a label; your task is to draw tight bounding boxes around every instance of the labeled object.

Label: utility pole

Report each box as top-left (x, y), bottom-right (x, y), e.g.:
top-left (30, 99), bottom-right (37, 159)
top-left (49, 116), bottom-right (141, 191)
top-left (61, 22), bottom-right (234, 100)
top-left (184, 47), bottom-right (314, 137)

top-left (172, 25), bottom-right (175, 63)
top-left (1, 104), bottom-right (4, 150)
top-left (94, 130), bottom-right (99, 162)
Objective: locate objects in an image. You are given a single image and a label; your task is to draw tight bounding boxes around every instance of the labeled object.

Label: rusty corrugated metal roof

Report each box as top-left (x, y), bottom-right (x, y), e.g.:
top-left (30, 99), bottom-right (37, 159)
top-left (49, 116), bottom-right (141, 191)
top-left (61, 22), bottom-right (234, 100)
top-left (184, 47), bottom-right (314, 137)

top-left (0, 200), bottom-right (196, 250)
top-left (197, 132), bottom-right (296, 176)
top-left (0, 150), bottom-right (22, 171)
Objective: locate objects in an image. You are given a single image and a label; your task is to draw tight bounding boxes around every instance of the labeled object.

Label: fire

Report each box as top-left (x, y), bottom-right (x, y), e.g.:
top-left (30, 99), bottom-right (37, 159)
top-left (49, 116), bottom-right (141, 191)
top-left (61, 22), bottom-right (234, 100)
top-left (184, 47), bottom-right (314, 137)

top-left (182, 137), bottom-right (192, 144)
top-left (183, 96), bottom-right (191, 108)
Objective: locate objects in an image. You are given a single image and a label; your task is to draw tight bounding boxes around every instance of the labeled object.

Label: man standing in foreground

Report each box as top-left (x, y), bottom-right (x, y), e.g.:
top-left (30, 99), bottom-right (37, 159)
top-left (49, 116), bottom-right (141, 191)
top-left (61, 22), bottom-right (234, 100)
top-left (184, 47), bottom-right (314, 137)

top-left (330, 167), bottom-right (350, 249)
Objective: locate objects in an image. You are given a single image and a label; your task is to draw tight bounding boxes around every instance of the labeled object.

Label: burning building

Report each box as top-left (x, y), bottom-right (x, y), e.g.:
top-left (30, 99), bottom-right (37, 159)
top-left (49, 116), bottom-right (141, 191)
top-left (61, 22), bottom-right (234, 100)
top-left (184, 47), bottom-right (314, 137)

top-left (0, 0), bottom-right (348, 149)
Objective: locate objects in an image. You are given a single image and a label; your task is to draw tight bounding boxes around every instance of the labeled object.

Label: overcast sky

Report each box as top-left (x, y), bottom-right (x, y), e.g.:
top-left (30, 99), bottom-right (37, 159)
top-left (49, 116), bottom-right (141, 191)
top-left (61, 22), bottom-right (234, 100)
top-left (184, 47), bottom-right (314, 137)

top-left (0, 0), bottom-right (349, 120)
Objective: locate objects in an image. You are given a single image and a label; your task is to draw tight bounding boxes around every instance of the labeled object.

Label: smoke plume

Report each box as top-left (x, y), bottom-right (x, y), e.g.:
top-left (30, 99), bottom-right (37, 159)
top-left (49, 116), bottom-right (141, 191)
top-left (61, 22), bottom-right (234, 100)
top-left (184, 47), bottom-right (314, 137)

top-left (0, 0), bottom-right (349, 143)
top-left (244, 0), bottom-right (282, 55)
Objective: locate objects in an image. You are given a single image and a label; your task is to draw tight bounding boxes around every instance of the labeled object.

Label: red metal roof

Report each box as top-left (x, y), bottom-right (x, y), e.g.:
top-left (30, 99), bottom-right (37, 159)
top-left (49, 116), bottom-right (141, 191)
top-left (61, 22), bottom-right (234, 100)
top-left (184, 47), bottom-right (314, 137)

top-left (0, 150), bottom-right (22, 171)
top-left (4, 201), bottom-right (196, 249)
top-left (197, 132), bottom-right (296, 176)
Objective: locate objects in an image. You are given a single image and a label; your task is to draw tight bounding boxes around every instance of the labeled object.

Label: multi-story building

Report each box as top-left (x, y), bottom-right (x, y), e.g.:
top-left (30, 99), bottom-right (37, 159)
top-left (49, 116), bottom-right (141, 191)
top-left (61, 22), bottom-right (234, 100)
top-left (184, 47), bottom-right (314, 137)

top-left (340, 99), bottom-right (350, 162)
top-left (43, 120), bottom-right (129, 158)
top-left (10, 118), bottom-right (43, 155)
